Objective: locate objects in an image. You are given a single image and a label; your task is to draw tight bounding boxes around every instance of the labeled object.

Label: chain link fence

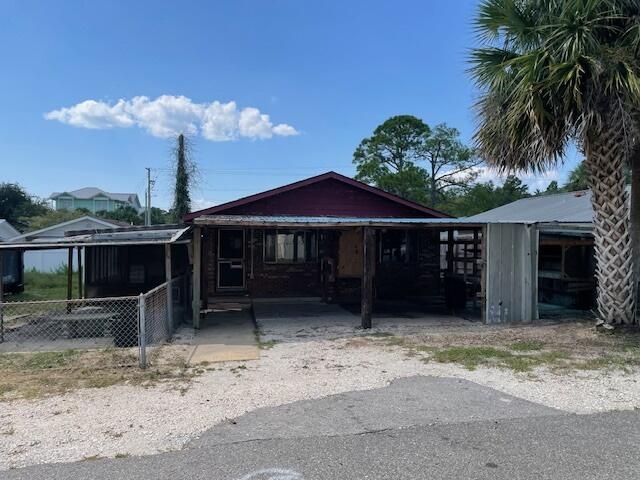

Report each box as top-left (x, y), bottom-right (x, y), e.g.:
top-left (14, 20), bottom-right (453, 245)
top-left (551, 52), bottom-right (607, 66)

top-left (0, 275), bottom-right (190, 369)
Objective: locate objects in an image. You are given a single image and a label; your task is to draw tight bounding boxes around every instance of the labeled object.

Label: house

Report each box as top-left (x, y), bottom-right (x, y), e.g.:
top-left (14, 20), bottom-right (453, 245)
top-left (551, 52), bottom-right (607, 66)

top-left (50, 188), bottom-right (143, 214)
top-left (467, 190), bottom-right (595, 311)
top-left (8, 216), bottom-right (123, 272)
top-left (1, 172), bottom-right (544, 327)
top-left (183, 171), bottom-right (504, 327)
top-left (0, 220), bottom-right (23, 293)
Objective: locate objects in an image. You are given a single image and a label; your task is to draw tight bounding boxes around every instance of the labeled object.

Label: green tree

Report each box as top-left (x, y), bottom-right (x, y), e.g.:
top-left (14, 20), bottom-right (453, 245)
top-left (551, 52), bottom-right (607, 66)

top-left (353, 116), bottom-right (479, 206)
top-left (422, 124), bottom-right (480, 207)
top-left (563, 162), bottom-right (589, 191)
top-left (96, 206), bottom-right (142, 225)
top-left (172, 134), bottom-right (192, 222)
top-left (470, 0), bottom-right (640, 325)
top-left (22, 208), bottom-right (90, 232)
top-left (148, 207), bottom-right (172, 225)
top-left (441, 175), bottom-right (530, 217)
top-left (0, 183), bottom-right (48, 231)
top-left (353, 115), bottom-right (431, 204)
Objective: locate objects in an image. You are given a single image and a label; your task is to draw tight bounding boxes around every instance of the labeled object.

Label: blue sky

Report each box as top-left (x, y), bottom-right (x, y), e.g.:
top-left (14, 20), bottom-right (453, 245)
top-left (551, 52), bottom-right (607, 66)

top-left (0, 0), bottom-right (580, 211)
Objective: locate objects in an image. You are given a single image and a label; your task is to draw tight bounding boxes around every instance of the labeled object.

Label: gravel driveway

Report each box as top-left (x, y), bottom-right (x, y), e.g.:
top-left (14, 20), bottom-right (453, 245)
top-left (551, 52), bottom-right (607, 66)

top-left (1, 317), bottom-right (639, 471)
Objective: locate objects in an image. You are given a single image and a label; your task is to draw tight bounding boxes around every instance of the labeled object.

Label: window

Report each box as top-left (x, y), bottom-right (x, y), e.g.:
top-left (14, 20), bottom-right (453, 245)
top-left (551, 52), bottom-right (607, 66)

top-left (264, 230), bottom-right (318, 263)
top-left (380, 230), bottom-right (408, 263)
top-left (57, 198), bottom-right (73, 210)
top-left (94, 198), bottom-right (109, 212)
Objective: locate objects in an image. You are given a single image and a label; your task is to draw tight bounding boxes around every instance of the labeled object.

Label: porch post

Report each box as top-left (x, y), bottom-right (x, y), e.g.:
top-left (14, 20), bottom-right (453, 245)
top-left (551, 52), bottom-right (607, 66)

top-left (77, 247), bottom-right (83, 299)
top-left (192, 226), bottom-right (202, 329)
top-left (165, 243), bottom-right (173, 331)
top-left (67, 247), bottom-right (73, 301)
top-left (361, 227), bottom-right (375, 329)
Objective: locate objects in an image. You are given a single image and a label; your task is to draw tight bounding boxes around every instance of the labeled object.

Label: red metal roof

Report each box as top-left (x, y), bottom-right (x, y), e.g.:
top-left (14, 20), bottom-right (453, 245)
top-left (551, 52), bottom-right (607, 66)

top-left (184, 172), bottom-right (450, 221)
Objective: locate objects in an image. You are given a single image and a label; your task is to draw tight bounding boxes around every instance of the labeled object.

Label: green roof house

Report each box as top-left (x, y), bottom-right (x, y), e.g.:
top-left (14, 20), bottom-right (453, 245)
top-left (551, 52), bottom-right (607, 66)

top-left (50, 188), bottom-right (142, 214)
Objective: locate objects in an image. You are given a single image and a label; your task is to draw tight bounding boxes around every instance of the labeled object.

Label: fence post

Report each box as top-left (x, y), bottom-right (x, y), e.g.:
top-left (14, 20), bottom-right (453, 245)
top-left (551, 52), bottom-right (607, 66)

top-left (138, 293), bottom-right (147, 369)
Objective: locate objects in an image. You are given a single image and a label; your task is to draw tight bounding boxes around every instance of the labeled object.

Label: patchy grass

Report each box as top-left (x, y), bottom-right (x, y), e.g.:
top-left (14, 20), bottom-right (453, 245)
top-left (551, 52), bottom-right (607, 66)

top-left (7, 267), bottom-right (80, 302)
top-left (360, 322), bottom-right (640, 374)
top-left (253, 327), bottom-right (279, 350)
top-left (510, 340), bottom-right (545, 351)
top-left (0, 347), bottom-right (198, 401)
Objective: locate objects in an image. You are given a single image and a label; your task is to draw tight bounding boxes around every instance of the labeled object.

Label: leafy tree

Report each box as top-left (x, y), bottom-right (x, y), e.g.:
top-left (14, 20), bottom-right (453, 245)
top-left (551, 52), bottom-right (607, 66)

top-left (353, 116), bottom-right (479, 206)
top-left (0, 183), bottom-right (48, 231)
top-left (353, 115), bottom-right (431, 204)
top-left (563, 162), bottom-right (589, 192)
top-left (22, 208), bottom-right (91, 232)
top-left (422, 124), bottom-right (480, 207)
top-left (172, 134), bottom-right (193, 222)
top-left (441, 175), bottom-right (530, 217)
top-left (148, 207), bottom-right (172, 225)
top-left (96, 206), bottom-right (142, 225)
top-left (470, 0), bottom-right (640, 325)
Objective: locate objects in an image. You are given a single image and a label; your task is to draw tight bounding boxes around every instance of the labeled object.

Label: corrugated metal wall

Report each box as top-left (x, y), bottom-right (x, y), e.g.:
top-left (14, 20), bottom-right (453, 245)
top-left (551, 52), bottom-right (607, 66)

top-left (485, 223), bottom-right (538, 324)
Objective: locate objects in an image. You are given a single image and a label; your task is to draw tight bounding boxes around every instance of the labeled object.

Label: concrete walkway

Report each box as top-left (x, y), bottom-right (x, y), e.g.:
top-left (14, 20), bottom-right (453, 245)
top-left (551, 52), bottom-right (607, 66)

top-left (176, 304), bottom-right (260, 364)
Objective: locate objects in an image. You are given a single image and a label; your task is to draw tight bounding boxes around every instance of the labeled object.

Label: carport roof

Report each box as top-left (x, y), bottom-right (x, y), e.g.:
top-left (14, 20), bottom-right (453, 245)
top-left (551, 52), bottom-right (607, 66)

top-left (0, 225), bottom-right (191, 250)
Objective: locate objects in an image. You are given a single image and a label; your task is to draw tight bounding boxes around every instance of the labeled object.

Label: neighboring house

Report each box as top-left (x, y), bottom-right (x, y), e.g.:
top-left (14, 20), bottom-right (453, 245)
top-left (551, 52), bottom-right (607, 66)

top-left (467, 190), bottom-right (596, 311)
top-left (9, 216), bottom-right (122, 272)
top-left (50, 188), bottom-right (142, 214)
top-left (0, 219), bottom-right (23, 293)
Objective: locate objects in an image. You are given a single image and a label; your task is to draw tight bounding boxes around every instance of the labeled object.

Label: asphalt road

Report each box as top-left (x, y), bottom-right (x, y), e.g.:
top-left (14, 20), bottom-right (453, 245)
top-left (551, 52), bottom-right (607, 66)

top-left (4, 376), bottom-right (640, 480)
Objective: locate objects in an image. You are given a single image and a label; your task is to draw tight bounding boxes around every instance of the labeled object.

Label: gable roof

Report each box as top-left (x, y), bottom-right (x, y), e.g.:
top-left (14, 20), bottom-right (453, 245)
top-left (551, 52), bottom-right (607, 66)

top-left (0, 219), bottom-right (20, 241)
top-left (184, 171), bottom-right (450, 221)
top-left (466, 189), bottom-right (596, 223)
top-left (50, 187), bottom-right (140, 204)
top-left (8, 216), bottom-right (123, 242)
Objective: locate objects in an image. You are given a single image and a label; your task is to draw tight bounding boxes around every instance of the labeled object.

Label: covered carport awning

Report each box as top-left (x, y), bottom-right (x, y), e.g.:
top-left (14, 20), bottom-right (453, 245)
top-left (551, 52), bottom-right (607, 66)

top-left (0, 225), bottom-right (192, 302)
top-left (0, 225), bottom-right (192, 250)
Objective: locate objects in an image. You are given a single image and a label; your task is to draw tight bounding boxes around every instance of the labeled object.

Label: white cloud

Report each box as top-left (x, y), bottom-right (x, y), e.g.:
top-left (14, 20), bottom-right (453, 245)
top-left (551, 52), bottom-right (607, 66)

top-left (44, 95), bottom-right (299, 141)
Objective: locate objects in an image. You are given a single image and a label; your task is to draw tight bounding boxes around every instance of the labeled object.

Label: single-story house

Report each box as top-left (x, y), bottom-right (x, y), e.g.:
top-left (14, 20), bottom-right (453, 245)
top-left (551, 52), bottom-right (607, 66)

top-left (183, 171), bottom-right (535, 327)
top-left (8, 216), bottom-right (124, 272)
top-left (466, 189), bottom-right (596, 311)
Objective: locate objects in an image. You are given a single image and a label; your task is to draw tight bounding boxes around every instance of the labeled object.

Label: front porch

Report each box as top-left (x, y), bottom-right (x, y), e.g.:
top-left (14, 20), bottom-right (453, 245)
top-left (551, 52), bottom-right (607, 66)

top-left (190, 216), bottom-right (487, 329)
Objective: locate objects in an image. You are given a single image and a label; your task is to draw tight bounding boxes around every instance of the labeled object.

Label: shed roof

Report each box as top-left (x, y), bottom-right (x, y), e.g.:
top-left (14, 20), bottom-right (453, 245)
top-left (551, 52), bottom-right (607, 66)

top-left (0, 219), bottom-right (20, 241)
top-left (466, 190), bottom-right (595, 223)
top-left (9, 216), bottom-right (122, 242)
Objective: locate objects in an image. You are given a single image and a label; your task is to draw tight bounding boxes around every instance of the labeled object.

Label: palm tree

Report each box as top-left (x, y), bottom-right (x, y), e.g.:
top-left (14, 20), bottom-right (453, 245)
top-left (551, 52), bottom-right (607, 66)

top-left (470, 0), bottom-right (640, 325)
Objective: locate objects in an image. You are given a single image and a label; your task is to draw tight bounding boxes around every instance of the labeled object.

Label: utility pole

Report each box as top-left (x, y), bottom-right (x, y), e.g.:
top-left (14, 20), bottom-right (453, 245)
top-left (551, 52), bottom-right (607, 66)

top-left (145, 167), bottom-right (152, 226)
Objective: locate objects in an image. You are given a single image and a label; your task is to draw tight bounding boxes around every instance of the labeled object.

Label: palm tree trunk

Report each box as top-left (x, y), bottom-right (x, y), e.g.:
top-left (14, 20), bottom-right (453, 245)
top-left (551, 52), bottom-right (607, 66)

top-left (631, 146), bottom-right (640, 315)
top-left (584, 126), bottom-right (636, 325)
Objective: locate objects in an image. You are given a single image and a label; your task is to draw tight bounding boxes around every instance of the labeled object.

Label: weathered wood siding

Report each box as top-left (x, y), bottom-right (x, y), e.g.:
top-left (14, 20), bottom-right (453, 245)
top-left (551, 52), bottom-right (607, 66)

top-left (219, 178), bottom-right (433, 218)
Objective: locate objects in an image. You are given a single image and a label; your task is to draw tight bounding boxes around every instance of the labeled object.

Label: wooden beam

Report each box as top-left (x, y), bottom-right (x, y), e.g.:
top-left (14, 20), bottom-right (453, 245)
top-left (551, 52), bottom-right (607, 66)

top-left (67, 247), bottom-right (73, 301)
top-left (192, 227), bottom-right (202, 329)
top-left (165, 243), bottom-right (173, 330)
top-left (361, 227), bottom-right (375, 329)
top-left (77, 247), bottom-right (83, 299)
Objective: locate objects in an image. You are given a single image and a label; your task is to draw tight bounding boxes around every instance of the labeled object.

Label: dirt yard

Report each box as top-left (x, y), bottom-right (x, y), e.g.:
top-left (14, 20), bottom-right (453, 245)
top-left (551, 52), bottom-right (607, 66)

top-left (1, 319), bottom-right (639, 471)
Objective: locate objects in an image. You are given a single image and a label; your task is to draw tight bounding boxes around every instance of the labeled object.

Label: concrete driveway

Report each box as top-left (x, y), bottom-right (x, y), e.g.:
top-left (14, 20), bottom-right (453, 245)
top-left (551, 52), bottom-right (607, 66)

top-left (253, 299), bottom-right (473, 343)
